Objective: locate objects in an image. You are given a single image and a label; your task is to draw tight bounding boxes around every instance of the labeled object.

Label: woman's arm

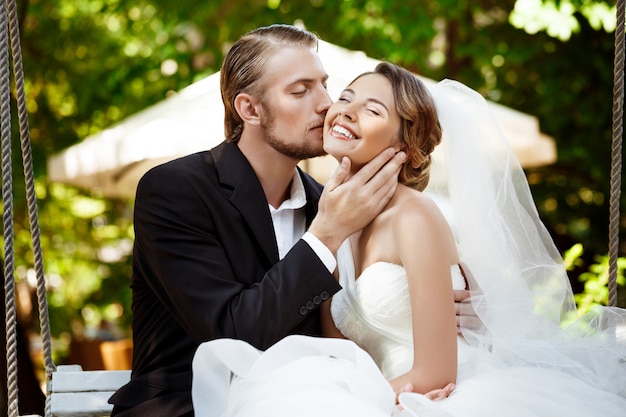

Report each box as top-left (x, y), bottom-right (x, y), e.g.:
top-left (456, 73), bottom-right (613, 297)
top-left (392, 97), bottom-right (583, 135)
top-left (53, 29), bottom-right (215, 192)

top-left (388, 195), bottom-right (458, 395)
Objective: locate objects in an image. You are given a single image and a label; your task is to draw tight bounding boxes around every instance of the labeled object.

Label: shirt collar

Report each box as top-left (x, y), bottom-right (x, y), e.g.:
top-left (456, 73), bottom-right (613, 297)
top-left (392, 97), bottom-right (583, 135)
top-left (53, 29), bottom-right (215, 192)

top-left (273, 170), bottom-right (307, 211)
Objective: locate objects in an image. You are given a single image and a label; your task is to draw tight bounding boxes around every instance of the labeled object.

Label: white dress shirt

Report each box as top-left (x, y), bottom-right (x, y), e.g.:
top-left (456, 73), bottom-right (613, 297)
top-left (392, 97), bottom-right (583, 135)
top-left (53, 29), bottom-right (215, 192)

top-left (269, 171), bottom-right (336, 273)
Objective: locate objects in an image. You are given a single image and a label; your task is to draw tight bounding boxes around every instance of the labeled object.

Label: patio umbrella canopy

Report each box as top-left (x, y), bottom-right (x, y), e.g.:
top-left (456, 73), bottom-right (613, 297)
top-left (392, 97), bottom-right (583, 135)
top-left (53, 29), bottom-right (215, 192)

top-left (47, 41), bottom-right (556, 200)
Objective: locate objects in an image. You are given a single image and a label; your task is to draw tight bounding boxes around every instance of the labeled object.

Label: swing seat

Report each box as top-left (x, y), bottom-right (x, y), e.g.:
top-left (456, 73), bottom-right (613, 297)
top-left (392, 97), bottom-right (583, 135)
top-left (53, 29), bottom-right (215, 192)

top-left (49, 365), bottom-right (130, 417)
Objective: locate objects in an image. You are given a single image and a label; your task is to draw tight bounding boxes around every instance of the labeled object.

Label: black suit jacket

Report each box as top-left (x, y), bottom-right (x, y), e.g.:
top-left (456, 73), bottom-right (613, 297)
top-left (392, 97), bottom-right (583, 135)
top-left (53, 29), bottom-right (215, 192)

top-left (109, 142), bottom-right (342, 416)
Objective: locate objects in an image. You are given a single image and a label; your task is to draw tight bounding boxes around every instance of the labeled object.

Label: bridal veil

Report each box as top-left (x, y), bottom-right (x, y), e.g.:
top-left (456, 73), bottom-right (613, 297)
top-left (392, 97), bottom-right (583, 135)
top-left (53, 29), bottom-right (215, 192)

top-left (425, 79), bottom-right (626, 396)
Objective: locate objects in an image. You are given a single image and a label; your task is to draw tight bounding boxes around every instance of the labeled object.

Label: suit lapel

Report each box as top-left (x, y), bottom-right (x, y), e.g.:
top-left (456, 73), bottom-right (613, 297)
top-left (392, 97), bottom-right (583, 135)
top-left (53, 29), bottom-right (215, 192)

top-left (298, 166), bottom-right (322, 228)
top-left (213, 142), bottom-right (280, 265)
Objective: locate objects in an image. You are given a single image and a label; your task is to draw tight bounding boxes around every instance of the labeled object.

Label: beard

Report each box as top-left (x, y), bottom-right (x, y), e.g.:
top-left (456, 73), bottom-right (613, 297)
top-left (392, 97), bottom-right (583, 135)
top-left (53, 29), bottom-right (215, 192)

top-left (261, 105), bottom-right (327, 160)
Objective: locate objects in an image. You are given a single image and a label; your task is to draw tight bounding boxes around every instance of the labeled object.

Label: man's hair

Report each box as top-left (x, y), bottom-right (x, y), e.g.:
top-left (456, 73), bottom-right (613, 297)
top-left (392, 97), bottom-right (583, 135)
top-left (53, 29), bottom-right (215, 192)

top-left (220, 24), bottom-right (319, 143)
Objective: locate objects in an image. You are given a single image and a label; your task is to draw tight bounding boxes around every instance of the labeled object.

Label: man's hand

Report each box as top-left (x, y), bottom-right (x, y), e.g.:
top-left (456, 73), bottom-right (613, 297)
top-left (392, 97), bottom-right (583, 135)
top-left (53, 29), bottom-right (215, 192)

top-left (454, 263), bottom-right (483, 336)
top-left (454, 290), bottom-right (479, 335)
top-left (308, 148), bottom-right (406, 253)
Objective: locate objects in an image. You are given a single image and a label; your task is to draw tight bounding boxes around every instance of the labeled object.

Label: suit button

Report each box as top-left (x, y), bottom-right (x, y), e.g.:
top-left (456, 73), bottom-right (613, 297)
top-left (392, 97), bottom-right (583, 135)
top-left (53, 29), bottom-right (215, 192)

top-left (313, 296), bottom-right (322, 305)
top-left (320, 291), bottom-right (329, 301)
top-left (306, 301), bottom-right (315, 310)
top-left (299, 306), bottom-right (308, 315)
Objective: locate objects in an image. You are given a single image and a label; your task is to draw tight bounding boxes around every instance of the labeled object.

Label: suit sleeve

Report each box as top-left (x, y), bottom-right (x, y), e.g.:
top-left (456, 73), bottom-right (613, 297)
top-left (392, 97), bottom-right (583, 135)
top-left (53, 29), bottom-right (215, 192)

top-left (132, 163), bottom-right (342, 350)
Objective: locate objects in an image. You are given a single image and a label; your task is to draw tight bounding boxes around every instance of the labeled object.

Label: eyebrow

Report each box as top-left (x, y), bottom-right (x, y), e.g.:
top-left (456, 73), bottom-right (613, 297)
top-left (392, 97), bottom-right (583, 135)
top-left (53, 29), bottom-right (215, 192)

top-left (288, 74), bottom-right (329, 87)
top-left (343, 88), bottom-right (390, 113)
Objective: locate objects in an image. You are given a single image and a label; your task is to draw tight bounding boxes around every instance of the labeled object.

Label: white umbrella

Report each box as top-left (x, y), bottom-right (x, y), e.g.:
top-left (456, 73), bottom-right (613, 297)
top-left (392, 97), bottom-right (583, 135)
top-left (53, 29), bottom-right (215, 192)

top-left (47, 40), bottom-right (556, 199)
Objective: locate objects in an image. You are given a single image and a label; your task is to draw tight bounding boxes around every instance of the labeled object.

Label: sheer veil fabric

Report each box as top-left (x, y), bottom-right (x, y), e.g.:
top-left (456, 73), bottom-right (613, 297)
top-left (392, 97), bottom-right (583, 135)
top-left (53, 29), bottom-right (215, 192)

top-left (426, 79), bottom-right (626, 396)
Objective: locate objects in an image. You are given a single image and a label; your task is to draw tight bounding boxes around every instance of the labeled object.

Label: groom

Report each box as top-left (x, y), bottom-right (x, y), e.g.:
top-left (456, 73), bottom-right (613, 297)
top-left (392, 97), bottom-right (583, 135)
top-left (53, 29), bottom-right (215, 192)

top-left (110, 24), bottom-right (466, 417)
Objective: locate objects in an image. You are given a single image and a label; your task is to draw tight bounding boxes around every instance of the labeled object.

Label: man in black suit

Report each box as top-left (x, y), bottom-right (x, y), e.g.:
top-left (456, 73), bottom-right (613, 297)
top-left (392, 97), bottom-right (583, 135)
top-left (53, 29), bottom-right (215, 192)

top-left (109, 24), bottom-right (408, 416)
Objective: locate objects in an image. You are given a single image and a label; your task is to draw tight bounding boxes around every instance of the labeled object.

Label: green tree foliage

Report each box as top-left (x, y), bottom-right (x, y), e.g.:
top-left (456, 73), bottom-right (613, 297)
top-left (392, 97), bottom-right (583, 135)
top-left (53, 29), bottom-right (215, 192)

top-left (4, 0), bottom-right (623, 361)
top-left (563, 243), bottom-right (626, 317)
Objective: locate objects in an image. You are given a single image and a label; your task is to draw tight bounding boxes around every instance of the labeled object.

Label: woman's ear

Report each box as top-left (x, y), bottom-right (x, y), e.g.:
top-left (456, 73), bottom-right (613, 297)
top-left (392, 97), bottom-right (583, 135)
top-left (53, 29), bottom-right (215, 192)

top-left (394, 141), bottom-right (407, 155)
top-left (234, 93), bottom-right (262, 126)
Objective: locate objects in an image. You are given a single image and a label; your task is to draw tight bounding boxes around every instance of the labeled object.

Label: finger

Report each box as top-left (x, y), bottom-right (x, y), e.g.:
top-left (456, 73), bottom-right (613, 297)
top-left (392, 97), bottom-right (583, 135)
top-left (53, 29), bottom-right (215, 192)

top-left (457, 300), bottom-right (475, 316)
top-left (425, 383), bottom-right (455, 401)
top-left (369, 167), bottom-right (401, 207)
top-left (453, 289), bottom-right (471, 303)
top-left (458, 315), bottom-right (483, 332)
top-left (326, 156), bottom-right (351, 191)
top-left (350, 148), bottom-right (396, 184)
top-left (366, 155), bottom-right (403, 207)
top-left (423, 389), bottom-right (442, 401)
top-left (393, 381), bottom-right (413, 404)
top-left (459, 261), bottom-right (480, 293)
top-left (441, 383), bottom-right (455, 398)
top-left (456, 318), bottom-right (468, 335)
top-left (366, 152), bottom-right (406, 193)
top-left (463, 316), bottom-right (484, 331)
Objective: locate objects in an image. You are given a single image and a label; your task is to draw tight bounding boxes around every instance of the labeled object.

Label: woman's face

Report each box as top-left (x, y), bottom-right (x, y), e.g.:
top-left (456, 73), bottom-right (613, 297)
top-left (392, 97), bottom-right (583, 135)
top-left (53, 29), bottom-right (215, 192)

top-left (323, 73), bottom-right (402, 171)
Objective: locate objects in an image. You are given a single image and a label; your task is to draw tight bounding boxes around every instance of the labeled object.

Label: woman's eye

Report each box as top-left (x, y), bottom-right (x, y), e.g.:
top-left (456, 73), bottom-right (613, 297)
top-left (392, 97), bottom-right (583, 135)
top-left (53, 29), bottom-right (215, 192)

top-left (367, 109), bottom-right (381, 116)
top-left (338, 97), bottom-right (350, 103)
top-left (292, 90), bottom-right (306, 96)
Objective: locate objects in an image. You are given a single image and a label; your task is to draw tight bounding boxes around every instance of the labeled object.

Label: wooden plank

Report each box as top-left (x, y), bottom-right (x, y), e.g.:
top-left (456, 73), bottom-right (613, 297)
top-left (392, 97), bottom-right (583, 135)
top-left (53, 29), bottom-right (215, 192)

top-left (50, 391), bottom-right (115, 417)
top-left (50, 366), bottom-right (130, 393)
top-left (49, 366), bottom-right (130, 417)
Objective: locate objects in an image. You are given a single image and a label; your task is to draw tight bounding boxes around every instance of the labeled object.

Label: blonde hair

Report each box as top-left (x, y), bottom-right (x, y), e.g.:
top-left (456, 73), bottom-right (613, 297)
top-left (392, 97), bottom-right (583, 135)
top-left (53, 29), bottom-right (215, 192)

top-left (356, 62), bottom-right (442, 191)
top-left (220, 24), bottom-right (319, 143)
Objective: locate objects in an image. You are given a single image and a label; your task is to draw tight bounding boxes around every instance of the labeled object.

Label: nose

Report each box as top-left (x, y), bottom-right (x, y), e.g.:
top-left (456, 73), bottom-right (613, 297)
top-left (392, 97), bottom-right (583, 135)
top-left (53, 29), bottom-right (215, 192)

top-left (340, 102), bottom-right (355, 121)
top-left (316, 86), bottom-right (333, 114)
top-left (341, 109), bottom-right (355, 120)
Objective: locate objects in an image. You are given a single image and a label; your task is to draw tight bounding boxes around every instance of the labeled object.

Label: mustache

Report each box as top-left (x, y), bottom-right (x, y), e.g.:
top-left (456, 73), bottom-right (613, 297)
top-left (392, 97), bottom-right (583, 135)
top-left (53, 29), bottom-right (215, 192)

top-left (309, 118), bottom-right (326, 130)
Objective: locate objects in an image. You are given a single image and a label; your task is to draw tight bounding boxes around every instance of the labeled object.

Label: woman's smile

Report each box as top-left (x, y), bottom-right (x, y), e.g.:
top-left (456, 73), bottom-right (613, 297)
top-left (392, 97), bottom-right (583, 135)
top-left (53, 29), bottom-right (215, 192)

top-left (330, 123), bottom-right (359, 141)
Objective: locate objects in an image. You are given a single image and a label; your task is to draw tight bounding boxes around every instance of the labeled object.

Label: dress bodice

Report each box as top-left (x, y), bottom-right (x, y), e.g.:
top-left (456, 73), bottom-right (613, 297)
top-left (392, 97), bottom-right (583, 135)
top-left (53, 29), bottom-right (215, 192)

top-left (330, 241), bottom-right (467, 380)
top-left (331, 262), bottom-right (411, 379)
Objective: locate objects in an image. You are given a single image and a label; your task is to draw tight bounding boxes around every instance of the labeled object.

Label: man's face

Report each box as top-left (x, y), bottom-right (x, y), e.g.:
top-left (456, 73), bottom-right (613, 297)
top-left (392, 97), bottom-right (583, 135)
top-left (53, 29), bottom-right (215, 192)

top-left (259, 46), bottom-right (332, 160)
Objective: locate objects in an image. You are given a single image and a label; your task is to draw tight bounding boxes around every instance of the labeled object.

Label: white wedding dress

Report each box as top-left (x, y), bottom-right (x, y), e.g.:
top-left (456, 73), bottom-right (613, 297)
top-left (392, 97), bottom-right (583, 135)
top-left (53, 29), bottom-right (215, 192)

top-left (192, 240), bottom-right (626, 417)
top-left (191, 79), bottom-right (626, 416)
top-left (331, 243), bottom-right (626, 417)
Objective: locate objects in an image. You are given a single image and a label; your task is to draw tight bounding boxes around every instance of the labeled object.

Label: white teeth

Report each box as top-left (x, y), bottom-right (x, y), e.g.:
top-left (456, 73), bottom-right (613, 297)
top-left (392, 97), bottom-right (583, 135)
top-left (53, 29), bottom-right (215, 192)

top-left (332, 125), bottom-right (356, 139)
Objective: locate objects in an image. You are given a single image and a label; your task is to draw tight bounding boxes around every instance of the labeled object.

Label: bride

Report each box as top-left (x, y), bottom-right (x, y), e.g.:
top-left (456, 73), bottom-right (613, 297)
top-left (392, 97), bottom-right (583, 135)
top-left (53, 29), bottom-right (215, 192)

top-left (191, 62), bottom-right (626, 416)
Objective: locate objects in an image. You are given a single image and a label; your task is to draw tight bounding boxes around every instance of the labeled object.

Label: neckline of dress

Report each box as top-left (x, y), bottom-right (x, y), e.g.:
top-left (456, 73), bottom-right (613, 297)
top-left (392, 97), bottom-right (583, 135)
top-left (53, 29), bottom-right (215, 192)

top-left (356, 262), bottom-right (405, 282)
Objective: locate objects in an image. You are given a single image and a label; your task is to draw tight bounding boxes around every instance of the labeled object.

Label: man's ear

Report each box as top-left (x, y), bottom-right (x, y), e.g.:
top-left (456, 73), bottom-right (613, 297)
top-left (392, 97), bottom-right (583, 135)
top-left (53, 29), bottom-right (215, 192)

top-left (234, 93), bottom-right (262, 126)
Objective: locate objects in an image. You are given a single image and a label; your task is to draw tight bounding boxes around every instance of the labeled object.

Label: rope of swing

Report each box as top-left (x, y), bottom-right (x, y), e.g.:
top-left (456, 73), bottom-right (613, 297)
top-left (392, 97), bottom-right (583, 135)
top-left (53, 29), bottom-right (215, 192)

top-left (1, 0), bottom-right (55, 416)
top-left (609, 0), bottom-right (625, 308)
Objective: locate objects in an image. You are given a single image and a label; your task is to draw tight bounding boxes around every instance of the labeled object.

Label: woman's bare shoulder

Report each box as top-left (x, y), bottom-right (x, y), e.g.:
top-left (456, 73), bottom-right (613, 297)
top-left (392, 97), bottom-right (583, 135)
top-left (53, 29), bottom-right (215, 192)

top-left (391, 186), bottom-right (459, 262)
top-left (392, 186), bottom-right (445, 223)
